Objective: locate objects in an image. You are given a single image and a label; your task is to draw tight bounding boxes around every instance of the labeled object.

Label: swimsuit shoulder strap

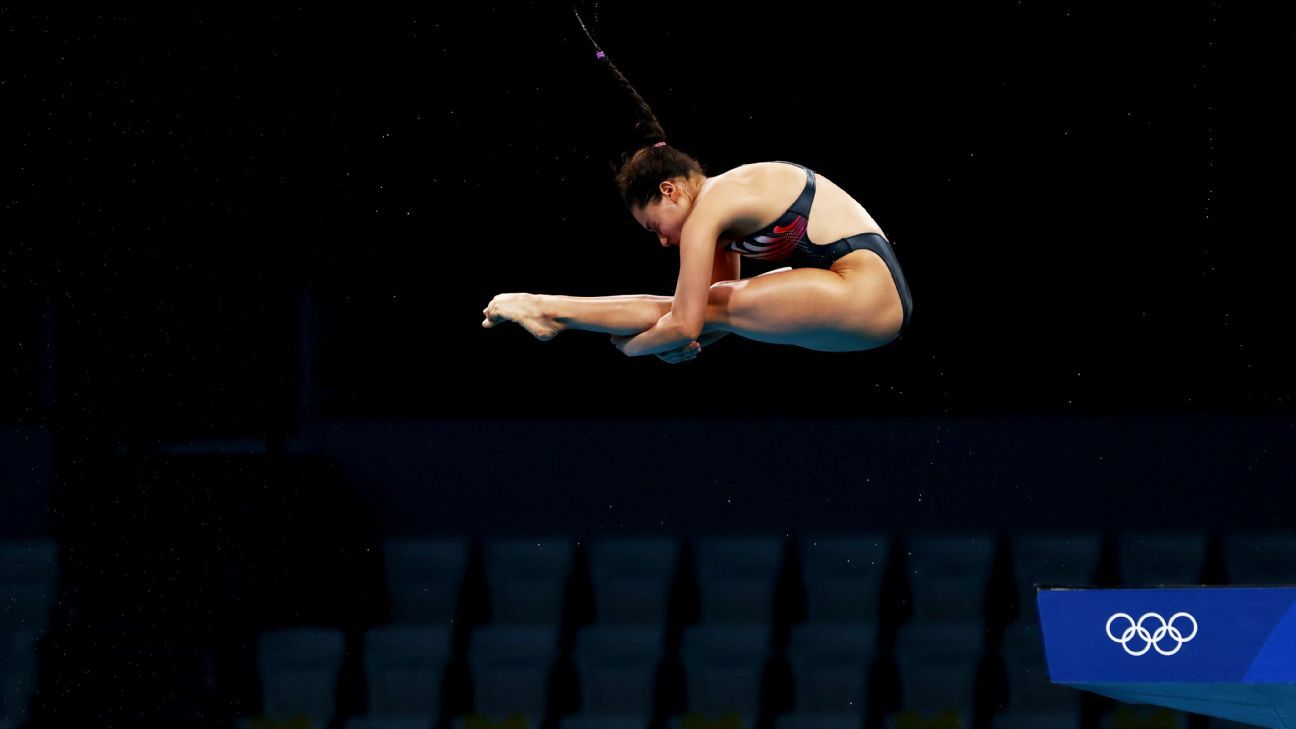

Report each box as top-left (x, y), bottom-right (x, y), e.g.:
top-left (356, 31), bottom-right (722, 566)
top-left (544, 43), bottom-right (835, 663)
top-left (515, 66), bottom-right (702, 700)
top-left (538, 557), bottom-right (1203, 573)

top-left (772, 161), bottom-right (815, 217)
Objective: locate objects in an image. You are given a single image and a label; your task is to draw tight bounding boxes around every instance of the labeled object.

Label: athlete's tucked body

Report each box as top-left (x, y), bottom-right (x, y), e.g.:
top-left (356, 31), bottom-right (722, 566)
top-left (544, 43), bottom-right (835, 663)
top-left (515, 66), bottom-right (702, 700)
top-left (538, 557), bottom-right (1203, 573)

top-left (480, 26), bottom-right (912, 364)
top-left (482, 157), bottom-right (913, 362)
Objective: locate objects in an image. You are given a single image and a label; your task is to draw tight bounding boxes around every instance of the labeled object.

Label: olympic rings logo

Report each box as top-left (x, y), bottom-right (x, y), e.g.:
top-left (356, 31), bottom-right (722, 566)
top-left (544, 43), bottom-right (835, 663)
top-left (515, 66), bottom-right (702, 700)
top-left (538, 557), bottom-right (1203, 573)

top-left (1106, 612), bottom-right (1198, 656)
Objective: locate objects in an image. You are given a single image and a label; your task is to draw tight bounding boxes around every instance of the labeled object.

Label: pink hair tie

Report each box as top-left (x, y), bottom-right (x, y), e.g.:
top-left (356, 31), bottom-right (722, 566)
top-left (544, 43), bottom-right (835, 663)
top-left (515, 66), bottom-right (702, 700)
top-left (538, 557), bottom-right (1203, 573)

top-left (653, 141), bottom-right (667, 148)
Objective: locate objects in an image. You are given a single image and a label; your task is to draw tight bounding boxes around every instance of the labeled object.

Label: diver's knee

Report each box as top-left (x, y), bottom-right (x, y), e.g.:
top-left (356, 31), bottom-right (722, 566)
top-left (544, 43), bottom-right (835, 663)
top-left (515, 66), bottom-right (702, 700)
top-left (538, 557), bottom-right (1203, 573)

top-left (707, 279), bottom-right (741, 303)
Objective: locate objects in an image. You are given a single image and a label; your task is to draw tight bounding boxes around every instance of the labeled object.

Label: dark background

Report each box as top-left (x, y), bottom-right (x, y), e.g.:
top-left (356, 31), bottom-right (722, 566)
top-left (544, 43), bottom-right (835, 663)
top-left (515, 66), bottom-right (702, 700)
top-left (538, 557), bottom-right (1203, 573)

top-left (3, 2), bottom-right (1294, 430)
top-left (1, 3), bottom-right (1295, 726)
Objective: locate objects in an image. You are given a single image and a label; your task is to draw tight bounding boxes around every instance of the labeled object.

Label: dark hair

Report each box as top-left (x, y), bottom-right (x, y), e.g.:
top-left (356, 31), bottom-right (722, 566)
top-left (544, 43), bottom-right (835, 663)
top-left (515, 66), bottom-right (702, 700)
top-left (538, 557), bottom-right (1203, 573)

top-left (581, 21), bottom-right (705, 209)
top-left (614, 143), bottom-right (706, 211)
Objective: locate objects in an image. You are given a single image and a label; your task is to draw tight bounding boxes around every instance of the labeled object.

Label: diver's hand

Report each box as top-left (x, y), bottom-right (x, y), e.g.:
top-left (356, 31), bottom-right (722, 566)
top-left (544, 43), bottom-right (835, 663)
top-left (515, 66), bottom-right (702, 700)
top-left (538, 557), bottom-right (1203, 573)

top-left (610, 333), bottom-right (695, 360)
top-left (654, 339), bottom-right (702, 364)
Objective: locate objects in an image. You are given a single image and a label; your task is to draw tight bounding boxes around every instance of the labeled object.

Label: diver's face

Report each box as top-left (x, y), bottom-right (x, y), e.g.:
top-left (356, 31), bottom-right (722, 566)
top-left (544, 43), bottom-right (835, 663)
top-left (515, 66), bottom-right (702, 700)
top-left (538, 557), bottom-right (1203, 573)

top-left (632, 180), bottom-right (691, 248)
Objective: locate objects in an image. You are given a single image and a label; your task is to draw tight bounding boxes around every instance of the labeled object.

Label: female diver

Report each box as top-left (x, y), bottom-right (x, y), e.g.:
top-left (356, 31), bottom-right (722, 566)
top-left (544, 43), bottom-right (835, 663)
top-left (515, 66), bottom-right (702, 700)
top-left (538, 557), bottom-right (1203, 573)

top-left (481, 17), bottom-right (913, 365)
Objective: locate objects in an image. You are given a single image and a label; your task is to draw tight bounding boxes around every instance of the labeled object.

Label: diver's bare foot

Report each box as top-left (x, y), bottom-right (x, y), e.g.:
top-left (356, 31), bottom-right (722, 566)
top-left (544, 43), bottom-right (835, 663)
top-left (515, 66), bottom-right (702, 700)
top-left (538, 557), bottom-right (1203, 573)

top-left (481, 293), bottom-right (564, 341)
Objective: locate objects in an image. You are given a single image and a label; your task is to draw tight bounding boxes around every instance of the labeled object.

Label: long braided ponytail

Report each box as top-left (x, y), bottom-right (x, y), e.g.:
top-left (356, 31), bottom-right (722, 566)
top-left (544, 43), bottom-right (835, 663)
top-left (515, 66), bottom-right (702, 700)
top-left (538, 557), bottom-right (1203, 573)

top-left (573, 7), bottom-right (705, 210)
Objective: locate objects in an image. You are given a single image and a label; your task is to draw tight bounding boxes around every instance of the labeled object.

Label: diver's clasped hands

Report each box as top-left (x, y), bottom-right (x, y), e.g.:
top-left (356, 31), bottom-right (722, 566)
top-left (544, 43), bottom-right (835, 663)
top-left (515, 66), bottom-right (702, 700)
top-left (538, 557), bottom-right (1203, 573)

top-left (610, 334), bottom-right (702, 364)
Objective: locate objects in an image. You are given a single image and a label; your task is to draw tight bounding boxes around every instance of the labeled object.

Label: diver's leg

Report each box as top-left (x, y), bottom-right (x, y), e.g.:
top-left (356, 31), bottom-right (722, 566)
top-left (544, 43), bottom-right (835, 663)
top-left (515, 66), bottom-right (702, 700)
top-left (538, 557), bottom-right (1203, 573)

top-left (701, 267), bottom-right (902, 351)
top-left (480, 266), bottom-right (798, 340)
top-left (482, 293), bottom-right (675, 339)
top-left (482, 264), bottom-right (899, 351)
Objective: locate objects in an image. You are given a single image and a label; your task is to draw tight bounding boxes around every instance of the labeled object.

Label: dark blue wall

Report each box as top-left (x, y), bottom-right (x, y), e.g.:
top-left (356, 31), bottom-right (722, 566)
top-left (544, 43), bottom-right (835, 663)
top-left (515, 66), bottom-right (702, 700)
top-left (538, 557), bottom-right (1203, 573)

top-left (288, 416), bottom-right (1296, 537)
top-left (0, 425), bottom-right (52, 537)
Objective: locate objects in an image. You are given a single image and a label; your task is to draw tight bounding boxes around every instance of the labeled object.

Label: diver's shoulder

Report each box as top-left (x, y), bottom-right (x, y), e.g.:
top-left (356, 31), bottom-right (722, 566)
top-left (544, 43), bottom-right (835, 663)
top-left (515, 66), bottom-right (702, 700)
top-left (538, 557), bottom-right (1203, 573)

top-left (704, 162), bottom-right (781, 194)
top-left (693, 166), bottom-right (779, 227)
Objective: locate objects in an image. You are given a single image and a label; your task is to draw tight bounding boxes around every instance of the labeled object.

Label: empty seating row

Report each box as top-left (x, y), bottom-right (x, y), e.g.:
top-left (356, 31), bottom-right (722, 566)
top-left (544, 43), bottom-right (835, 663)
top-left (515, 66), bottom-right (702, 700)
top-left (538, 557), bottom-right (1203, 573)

top-left (248, 616), bottom-right (1193, 729)
top-left (382, 531), bottom-right (1296, 629)
top-left (246, 618), bottom-right (1208, 728)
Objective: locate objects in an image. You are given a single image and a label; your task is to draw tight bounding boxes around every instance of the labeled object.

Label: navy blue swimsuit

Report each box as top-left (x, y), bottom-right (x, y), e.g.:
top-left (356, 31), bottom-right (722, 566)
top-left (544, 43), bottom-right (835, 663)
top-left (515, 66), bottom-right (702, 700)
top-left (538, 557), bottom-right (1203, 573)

top-left (723, 161), bottom-right (914, 334)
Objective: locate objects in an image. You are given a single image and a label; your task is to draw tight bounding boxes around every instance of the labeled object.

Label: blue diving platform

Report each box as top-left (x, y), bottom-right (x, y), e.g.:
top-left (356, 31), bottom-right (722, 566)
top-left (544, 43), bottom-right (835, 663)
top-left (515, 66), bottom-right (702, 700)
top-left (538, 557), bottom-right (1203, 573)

top-left (1038, 586), bottom-right (1296, 728)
